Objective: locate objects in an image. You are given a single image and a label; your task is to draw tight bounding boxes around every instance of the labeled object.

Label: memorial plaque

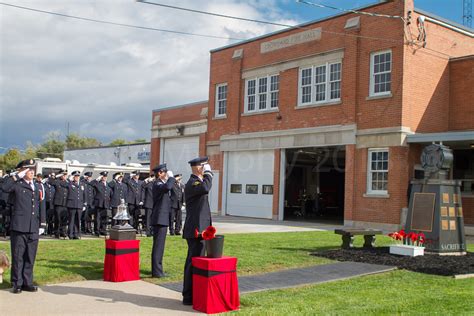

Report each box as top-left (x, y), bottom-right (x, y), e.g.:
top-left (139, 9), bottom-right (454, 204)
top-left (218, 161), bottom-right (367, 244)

top-left (457, 207), bottom-right (463, 217)
top-left (440, 206), bottom-right (448, 217)
top-left (411, 193), bottom-right (436, 232)
top-left (449, 220), bottom-right (457, 231)
top-left (449, 207), bottom-right (456, 217)
top-left (453, 194), bottom-right (459, 204)
top-left (442, 193), bottom-right (449, 204)
top-left (442, 220), bottom-right (449, 230)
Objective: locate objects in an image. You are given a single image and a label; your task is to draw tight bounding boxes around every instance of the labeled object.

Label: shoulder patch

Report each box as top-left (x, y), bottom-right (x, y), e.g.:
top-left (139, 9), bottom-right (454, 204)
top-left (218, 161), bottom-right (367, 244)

top-left (193, 181), bottom-right (201, 186)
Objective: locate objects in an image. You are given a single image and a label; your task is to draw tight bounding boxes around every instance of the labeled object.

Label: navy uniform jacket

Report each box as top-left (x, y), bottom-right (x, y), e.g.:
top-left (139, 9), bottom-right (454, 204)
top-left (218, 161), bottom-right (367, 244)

top-left (66, 181), bottom-right (86, 209)
top-left (151, 177), bottom-right (176, 226)
top-left (81, 179), bottom-right (95, 206)
top-left (51, 178), bottom-right (69, 207)
top-left (124, 178), bottom-right (144, 205)
top-left (170, 181), bottom-right (185, 209)
top-left (142, 180), bottom-right (154, 209)
top-left (2, 177), bottom-right (46, 234)
top-left (182, 173), bottom-right (213, 239)
top-left (91, 180), bottom-right (112, 209)
top-left (43, 181), bottom-right (55, 204)
top-left (108, 180), bottom-right (128, 208)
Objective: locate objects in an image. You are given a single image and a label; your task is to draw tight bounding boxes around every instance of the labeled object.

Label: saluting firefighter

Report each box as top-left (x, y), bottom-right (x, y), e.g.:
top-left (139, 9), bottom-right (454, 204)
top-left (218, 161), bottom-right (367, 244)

top-left (142, 173), bottom-right (155, 237)
top-left (182, 157), bottom-right (213, 305)
top-left (150, 163), bottom-right (175, 278)
top-left (91, 171), bottom-right (112, 236)
top-left (2, 159), bottom-right (46, 294)
top-left (50, 170), bottom-right (69, 238)
top-left (109, 172), bottom-right (128, 225)
top-left (81, 171), bottom-right (95, 234)
top-left (66, 171), bottom-right (86, 239)
top-left (43, 173), bottom-right (56, 236)
top-left (169, 174), bottom-right (185, 235)
top-left (124, 171), bottom-right (144, 229)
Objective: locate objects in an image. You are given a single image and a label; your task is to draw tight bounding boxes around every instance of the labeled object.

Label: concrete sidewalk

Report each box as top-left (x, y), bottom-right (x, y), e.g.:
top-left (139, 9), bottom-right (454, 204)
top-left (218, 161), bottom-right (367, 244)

top-left (0, 280), bottom-right (198, 315)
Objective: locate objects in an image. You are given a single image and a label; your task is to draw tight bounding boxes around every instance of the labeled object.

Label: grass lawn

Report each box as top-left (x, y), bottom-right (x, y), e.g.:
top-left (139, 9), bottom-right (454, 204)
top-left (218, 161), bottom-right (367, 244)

top-left (0, 231), bottom-right (473, 315)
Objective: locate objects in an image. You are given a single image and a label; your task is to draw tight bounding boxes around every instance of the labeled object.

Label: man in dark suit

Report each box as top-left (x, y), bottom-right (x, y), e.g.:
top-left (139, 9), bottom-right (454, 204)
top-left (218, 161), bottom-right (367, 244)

top-left (50, 170), bottom-right (69, 238)
top-left (66, 171), bottom-right (86, 239)
top-left (2, 159), bottom-right (46, 294)
top-left (182, 156), bottom-right (213, 305)
top-left (124, 171), bottom-right (144, 229)
top-left (91, 171), bottom-right (112, 236)
top-left (142, 173), bottom-right (155, 237)
top-left (81, 171), bottom-right (95, 234)
top-left (150, 163), bottom-right (175, 278)
top-left (43, 173), bottom-right (56, 235)
top-left (109, 172), bottom-right (128, 225)
top-left (169, 174), bottom-right (185, 235)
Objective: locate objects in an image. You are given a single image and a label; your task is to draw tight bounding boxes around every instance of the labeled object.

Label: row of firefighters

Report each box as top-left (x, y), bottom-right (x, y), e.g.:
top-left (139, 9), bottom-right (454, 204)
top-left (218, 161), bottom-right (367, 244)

top-left (0, 170), bottom-right (185, 239)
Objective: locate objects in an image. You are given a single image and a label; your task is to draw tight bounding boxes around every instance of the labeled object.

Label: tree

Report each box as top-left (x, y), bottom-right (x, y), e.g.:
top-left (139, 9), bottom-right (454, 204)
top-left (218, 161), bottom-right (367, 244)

top-left (0, 148), bottom-right (23, 171)
top-left (109, 139), bottom-right (128, 146)
top-left (36, 131), bottom-right (65, 159)
top-left (66, 133), bottom-right (101, 149)
top-left (133, 138), bottom-right (147, 143)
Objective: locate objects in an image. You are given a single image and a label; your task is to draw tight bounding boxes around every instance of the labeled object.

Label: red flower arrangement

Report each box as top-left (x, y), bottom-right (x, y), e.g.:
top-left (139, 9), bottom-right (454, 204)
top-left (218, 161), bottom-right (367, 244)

top-left (194, 226), bottom-right (217, 240)
top-left (388, 230), bottom-right (425, 246)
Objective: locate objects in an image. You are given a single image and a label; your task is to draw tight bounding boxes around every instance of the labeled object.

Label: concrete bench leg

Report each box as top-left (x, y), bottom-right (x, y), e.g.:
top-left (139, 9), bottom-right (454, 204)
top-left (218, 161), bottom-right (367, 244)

top-left (341, 235), bottom-right (354, 249)
top-left (363, 235), bottom-right (376, 248)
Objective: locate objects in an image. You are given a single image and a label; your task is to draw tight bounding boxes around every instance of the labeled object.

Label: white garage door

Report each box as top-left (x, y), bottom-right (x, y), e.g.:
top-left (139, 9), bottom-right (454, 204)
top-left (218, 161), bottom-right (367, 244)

top-left (162, 136), bottom-right (199, 177)
top-left (226, 150), bottom-right (274, 219)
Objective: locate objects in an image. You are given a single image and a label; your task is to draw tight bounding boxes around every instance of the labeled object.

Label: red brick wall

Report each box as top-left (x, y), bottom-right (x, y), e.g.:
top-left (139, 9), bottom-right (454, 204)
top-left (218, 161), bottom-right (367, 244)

top-left (462, 197), bottom-right (474, 225)
top-left (449, 57), bottom-right (474, 131)
top-left (152, 101), bottom-right (207, 126)
top-left (150, 137), bottom-right (160, 171)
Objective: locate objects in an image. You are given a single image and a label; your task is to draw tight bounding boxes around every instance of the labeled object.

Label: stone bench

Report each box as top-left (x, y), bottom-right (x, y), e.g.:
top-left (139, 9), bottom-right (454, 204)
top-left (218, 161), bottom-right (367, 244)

top-left (334, 229), bottom-right (383, 249)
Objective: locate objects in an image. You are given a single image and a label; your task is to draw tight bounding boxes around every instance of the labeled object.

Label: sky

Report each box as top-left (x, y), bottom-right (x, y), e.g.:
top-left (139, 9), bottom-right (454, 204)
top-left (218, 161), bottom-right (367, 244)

top-left (0, 0), bottom-right (468, 153)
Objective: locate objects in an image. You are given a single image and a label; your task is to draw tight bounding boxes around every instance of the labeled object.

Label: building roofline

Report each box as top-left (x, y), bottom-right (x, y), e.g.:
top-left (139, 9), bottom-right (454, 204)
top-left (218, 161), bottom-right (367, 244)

top-left (152, 100), bottom-right (208, 113)
top-left (210, 1), bottom-right (385, 53)
top-left (64, 142), bottom-right (151, 152)
top-left (450, 54), bottom-right (474, 62)
top-left (414, 8), bottom-right (474, 35)
top-left (406, 131), bottom-right (474, 143)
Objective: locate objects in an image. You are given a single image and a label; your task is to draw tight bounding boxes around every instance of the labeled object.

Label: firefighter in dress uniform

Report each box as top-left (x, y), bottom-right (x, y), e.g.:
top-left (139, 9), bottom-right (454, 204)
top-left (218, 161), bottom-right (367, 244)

top-left (51, 170), bottom-right (69, 238)
top-left (91, 171), bottom-right (112, 236)
top-left (169, 174), bottom-right (185, 235)
top-left (66, 171), bottom-right (86, 239)
top-left (181, 156), bottom-right (213, 305)
top-left (2, 159), bottom-right (46, 294)
top-left (43, 173), bottom-right (56, 236)
top-left (124, 171), bottom-right (144, 229)
top-left (81, 171), bottom-right (95, 234)
top-left (109, 172), bottom-right (128, 226)
top-left (150, 163), bottom-right (175, 278)
top-left (142, 173), bottom-right (155, 237)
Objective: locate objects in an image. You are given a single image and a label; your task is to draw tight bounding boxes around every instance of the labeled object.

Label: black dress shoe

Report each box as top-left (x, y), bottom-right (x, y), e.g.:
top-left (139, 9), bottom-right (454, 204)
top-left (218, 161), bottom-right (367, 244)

top-left (22, 285), bottom-right (38, 292)
top-left (12, 287), bottom-right (22, 294)
top-left (182, 299), bottom-right (192, 306)
top-left (174, 231), bottom-right (181, 236)
top-left (152, 273), bottom-right (168, 278)
top-left (169, 232), bottom-right (175, 236)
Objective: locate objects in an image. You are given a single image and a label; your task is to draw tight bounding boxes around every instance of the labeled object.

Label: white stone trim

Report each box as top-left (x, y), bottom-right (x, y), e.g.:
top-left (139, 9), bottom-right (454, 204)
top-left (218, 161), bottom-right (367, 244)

top-left (151, 119), bottom-right (207, 138)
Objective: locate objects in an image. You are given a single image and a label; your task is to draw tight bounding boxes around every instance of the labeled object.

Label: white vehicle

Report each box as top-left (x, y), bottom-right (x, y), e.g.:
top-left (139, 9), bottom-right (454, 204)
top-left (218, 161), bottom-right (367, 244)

top-left (34, 158), bottom-right (150, 180)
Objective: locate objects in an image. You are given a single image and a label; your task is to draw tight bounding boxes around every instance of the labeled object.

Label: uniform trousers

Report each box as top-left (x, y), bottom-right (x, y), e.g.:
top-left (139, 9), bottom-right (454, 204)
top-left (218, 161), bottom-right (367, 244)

top-left (182, 238), bottom-right (206, 303)
top-left (169, 207), bottom-right (182, 234)
top-left (151, 224), bottom-right (168, 277)
top-left (55, 206), bottom-right (68, 236)
top-left (144, 208), bottom-right (153, 236)
top-left (10, 231), bottom-right (39, 288)
top-left (68, 208), bottom-right (82, 238)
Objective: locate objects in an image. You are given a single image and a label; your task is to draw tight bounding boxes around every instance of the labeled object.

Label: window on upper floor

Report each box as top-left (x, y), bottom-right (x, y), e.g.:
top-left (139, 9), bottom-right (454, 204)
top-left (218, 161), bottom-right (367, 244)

top-left (367, 148), bottom-right (389, 195)
top-left (298, 61), bottom-right (342, 106)
top-left (245, 74), bottom-right (279, 113)
top-left (215, 83), bottom-right (228, 117)
top-left (370, 50), bottom-right (392, 97)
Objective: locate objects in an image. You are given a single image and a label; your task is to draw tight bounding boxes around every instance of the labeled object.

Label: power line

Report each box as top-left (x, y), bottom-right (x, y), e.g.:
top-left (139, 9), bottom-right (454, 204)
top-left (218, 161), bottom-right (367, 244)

top-left (0, 2), bottom-right (244, 41)
top-left (296, 0), bottom-right (403, 19)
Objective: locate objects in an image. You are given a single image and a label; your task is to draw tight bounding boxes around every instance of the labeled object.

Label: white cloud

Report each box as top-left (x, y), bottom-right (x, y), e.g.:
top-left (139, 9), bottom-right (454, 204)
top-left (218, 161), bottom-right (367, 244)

top-left (0, 0), bottom-right (300, 147)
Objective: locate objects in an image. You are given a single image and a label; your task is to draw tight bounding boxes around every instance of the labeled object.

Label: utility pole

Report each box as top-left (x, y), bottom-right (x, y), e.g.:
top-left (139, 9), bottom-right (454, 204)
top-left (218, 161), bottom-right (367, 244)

top-left (464, 0), bottom-right (472, 28)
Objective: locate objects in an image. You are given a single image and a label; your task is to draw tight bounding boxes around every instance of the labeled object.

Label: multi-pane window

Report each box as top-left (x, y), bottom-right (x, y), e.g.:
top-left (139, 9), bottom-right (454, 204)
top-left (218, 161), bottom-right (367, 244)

top-left (245, 74), bottom-right (279, 112)
top-left (299, 62), bottom-right (342, 106)
top-left (370, 50), bottom-right (392, 96)
top-left (367, 149), bottom-right (389, 194)
top-left (215, 83), bottom-right (227, 117)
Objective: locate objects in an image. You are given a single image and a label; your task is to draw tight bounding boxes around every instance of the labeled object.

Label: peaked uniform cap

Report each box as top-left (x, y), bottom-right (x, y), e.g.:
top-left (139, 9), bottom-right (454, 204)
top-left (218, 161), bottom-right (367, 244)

top-left (188, 156), bottom-right (209, 166)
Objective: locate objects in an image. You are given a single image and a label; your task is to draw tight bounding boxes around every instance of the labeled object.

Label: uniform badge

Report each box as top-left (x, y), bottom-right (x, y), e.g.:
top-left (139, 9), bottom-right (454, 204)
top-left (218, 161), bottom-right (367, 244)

top-left (193, 181), bottom-right (201, 186)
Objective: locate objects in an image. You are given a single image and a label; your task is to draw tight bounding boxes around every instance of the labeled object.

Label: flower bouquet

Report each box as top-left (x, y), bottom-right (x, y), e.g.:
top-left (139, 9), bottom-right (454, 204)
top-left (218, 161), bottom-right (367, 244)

top-left (388, 229), bottom-right (425, 256)
top-left (195, 226), bottom-right (224, 258)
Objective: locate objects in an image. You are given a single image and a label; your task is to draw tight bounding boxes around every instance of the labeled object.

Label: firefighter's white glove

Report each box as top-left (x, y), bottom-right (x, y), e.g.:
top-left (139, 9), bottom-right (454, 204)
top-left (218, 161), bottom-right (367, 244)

top-left (166, 170), bottom-right (174, 178)
top-left (96, 176), bottom-right (102, 181)
top-left (39, 228), bottom-right (45, 235)
top-left (203, 164), bottom-right (212, 173)
top-left (139, 202), bottom-right (143, 206)
top-left (17, 169), bottom-right (28, 179)
top-left (9, 170), bottom-right (18, 177)
top-left (181, 205), bottom-right (186, 212)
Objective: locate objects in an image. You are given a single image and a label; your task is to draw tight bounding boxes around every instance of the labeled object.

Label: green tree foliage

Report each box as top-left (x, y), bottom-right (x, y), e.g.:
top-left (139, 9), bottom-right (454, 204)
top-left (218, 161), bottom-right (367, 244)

top-left (36, 131), bottom-right (65, 159)
top-left (0, 148), bottom-right (23, 171)
top-left (133, 138), bottom-right (147, 143)
top-left (66, 133), bottom-right (102, 149)
top-left (109, 139), bottom-right (128, 146)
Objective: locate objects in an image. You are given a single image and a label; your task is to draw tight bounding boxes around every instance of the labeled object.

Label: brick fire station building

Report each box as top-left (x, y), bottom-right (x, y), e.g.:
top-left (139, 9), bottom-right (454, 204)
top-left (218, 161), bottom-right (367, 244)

top-left (151, 0), bottom-right (474, 232)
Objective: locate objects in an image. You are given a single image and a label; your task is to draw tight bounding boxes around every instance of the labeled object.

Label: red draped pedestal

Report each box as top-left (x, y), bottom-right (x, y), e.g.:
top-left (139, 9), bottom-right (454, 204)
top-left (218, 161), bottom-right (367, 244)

top-left (192, 256), bottom-right (240, 314)
top-left (103, 239), bottom-right (140, 282)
